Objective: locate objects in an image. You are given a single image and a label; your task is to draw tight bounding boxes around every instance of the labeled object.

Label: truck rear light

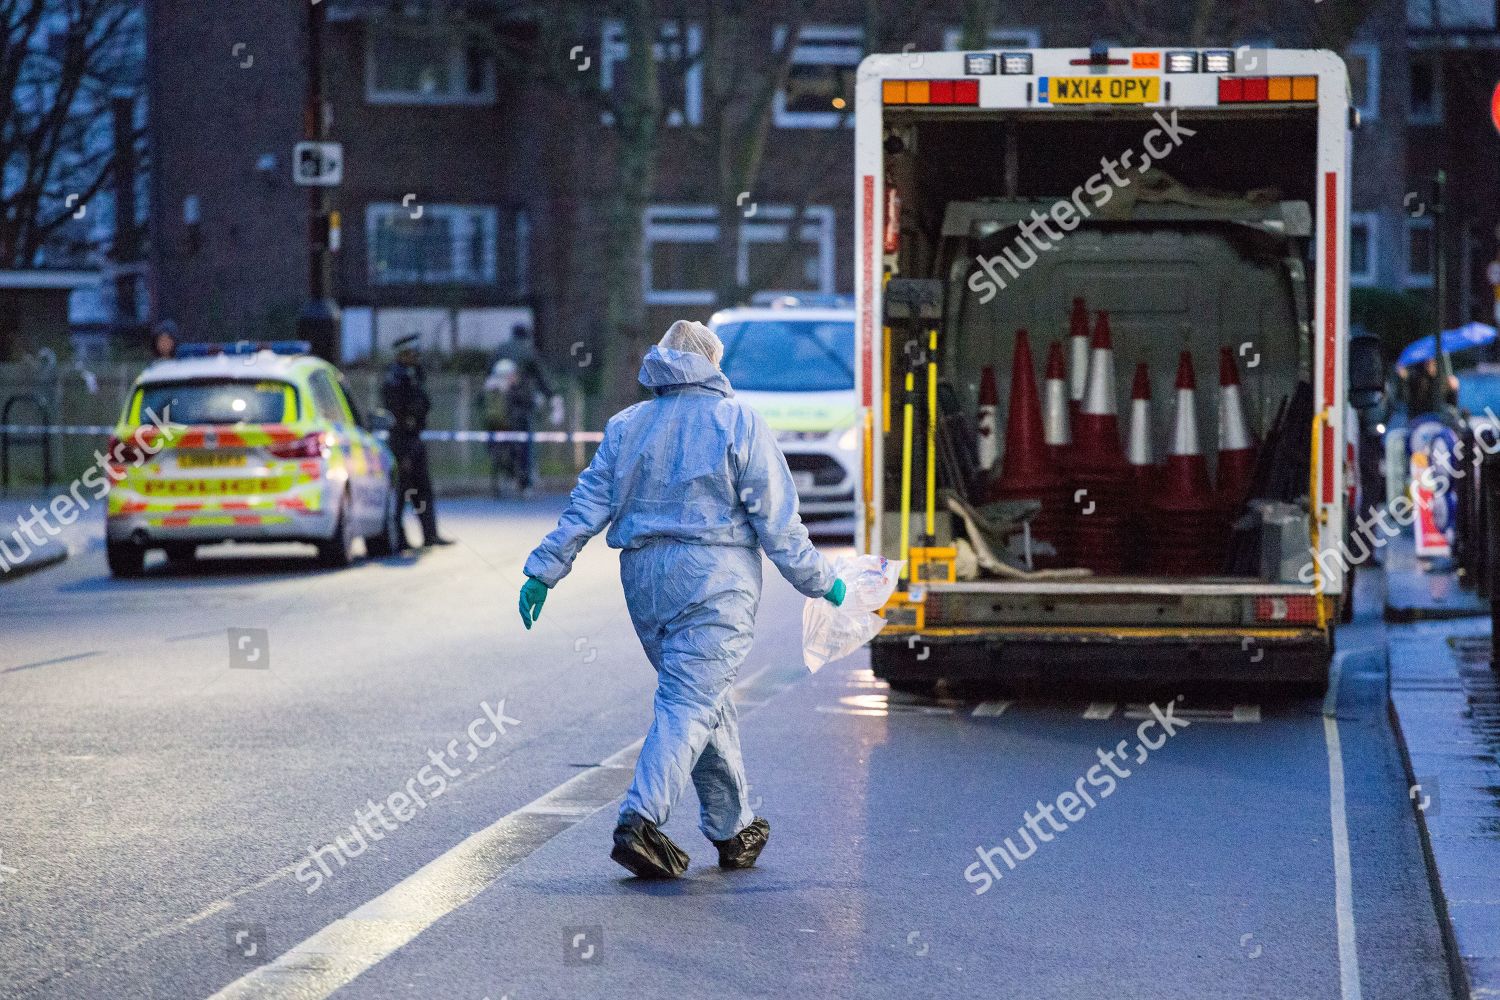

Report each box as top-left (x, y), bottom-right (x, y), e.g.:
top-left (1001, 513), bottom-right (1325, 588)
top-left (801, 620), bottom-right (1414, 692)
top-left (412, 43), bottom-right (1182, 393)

top-left (1164, 51), bottom-right (1198, 73)
top-left (1202, 50), bottom-right (1234, 73)
top-left (1000, 53), bottom-right (1032, 75)
top-left (1219, 76), bottom-right (1318, 103)
top-left (1254, 595), bottom-right (1319, 625)
top-left (964, 53), bottom-right (997, 75)
top-left (882, 79), bottom-right (978, 105)
top-left (883, 186), bottom-right (901, 253)
top-left (268, 432), bottom-right (327, 460)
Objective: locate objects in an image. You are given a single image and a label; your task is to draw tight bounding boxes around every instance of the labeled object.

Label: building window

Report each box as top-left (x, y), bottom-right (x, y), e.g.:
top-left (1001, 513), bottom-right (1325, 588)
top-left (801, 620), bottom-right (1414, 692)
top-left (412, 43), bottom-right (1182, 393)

top-left (1409, 54), bottom-right (1441, 124)
top-left (1404, 216), bottom-right (1435, 289)
top-left (600, 19), bottom-right (702, 126)
top-left (643, 204), bottom-right (837, 306)
top-left (1349, 212), bottom-right (1378, 287)
top-left (1345, 43), bottom-right (1380, 122)
top-left (940, 26), bottom-right (1042, 50)
top-left (774, 25), bottom-right (862, 129)
top-left (366, 22), bottom-right (497, 105)
top-left (368, 203), bottom-right (515, 287)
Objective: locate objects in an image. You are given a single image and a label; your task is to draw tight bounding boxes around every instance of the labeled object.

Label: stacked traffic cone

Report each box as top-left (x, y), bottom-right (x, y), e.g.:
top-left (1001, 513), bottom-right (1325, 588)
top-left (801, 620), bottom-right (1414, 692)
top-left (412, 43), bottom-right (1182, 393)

top-left (1065, 311), bottom-right (1133, 574)
top-left (976, 365), bottom-right (999, 472)
top-left (1125, 363), bottom-right (1156, 573)
top-left (1126, 362), bottom-right (1155, 496)
top-left (1216, 346), bottom-right (1257, 514)
top-left (1147, 351), bottom-right (1222, 575)
top-left (1043, 341), bottom-right (1072, 466)
top-left (1067, 297), bottom-right (1090, 425)
top-left (988, 330), bottom-right (1070, 564)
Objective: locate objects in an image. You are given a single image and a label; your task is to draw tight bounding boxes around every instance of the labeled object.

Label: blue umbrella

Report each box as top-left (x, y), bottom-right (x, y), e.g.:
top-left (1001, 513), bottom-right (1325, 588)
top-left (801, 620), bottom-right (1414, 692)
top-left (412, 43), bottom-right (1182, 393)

top-left (1397, 322), bottom-right (1498, 368)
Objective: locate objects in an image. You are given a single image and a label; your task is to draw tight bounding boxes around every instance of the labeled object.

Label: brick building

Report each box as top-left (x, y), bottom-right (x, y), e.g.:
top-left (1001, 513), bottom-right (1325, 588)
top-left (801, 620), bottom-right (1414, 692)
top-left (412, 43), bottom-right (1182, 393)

top-left (143, 0), bottom-right (1467, 378)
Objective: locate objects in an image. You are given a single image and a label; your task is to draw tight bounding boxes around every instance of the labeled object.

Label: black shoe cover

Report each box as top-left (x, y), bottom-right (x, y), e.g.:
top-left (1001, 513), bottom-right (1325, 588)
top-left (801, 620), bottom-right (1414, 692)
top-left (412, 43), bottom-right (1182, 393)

top-left (712, 817), bottom-right (770, 869)
top-left (611, 814), bottom-right (689, 879)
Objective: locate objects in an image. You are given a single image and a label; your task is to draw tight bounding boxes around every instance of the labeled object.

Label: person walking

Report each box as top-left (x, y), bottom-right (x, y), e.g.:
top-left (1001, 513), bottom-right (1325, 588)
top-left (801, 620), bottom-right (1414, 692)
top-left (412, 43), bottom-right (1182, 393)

top-left (492, 326), bottom-right (558, 496)
top-left (517, 320), bottom-right (846, 878)
top-left (382, 334), bottom-right (453, 549)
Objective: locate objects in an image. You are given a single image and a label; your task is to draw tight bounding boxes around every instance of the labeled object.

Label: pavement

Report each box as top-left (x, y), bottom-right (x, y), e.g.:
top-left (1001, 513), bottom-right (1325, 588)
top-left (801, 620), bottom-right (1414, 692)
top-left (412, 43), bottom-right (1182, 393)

top-left (0, 498), bottom-right (1464, 999)
top-left (1384, 533), bottom-right (1488, 622)
top-left (0, 494), bottom-right (92, 581)
top-left (1387, 581), bottom-right (1500, 997)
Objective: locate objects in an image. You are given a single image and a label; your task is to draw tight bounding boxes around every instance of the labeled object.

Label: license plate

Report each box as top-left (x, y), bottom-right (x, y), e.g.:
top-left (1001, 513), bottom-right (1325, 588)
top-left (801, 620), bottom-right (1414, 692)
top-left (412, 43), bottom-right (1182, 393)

top-left (178, 452), bottom-right (246, 469)
top-left (792, 472), bottom-right (816, 492)
top-left (1046, 76), bottom-right (1160, 104)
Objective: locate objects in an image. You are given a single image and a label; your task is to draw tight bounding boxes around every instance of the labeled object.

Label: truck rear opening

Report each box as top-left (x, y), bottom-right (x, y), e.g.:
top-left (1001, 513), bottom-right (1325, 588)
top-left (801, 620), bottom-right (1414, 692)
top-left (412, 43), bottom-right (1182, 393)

top-left (854, 49), bottom-right (1351, 693)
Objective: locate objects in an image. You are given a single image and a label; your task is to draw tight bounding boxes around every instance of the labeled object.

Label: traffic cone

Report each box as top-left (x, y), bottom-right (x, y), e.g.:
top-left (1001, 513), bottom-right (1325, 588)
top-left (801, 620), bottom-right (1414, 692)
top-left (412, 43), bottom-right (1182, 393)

top-left (1216, 346), bottom-right (1257, 512)
top-left (1071, 311), bottom-right (1126, 469)
top-left (1064, 311), bottom-right (1132, 574)
top-left (1147, 351), bottom-right (1221, 575)
top-left (1043, 341), bottom-right (1071, 464)
top-left (1126, 362), bottom-right (1155, 495)
top-left (976, 365), bottom-right (999, 472)
top-left (1159, 352), bottom-right (1212, 508)
top-left (1067, 297), bottom-right (1090, 424)
top-left (989, 330), bottom-right (1068, 564)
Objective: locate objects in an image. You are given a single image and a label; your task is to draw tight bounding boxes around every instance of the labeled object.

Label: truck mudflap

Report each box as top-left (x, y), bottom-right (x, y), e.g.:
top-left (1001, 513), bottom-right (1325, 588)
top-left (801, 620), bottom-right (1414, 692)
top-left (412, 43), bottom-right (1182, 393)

top-left (870, 627), bottom-right (1332, 695)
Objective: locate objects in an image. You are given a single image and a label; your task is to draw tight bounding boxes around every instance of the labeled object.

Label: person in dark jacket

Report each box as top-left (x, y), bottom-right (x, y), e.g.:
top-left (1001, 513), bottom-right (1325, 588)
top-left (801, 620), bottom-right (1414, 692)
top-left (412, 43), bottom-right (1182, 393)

top-left (382, 334), bottom-right (452, 549)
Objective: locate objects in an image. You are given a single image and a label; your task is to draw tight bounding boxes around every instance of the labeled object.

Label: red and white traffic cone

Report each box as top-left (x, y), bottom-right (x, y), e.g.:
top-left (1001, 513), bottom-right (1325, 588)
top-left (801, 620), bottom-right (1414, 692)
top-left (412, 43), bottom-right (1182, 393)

top-left (1067, 297), bottom-right (1090, 425)
top-left (1216, 346), bottom-right (1258, 512)
top-left (1148, 351), bottom-right (1220, 575)
top-left (1126, 362), bottom-right (1155, 495)
top-left (1043, 340), bottom-right (1072, 465)
top-left (1065, 310), bottom-right (1131, 574)
top-left (989, 330), bottom-right (1068, 564)
top-left (1072, 311), bottom-right (1126, 467)
top-left (976, 365), bottom-right (999, 472)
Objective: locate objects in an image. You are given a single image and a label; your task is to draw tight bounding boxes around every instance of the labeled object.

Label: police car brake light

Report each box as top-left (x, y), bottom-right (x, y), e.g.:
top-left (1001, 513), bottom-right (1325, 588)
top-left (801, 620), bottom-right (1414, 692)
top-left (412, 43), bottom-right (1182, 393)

top-left (268, 431), bottom-right (328, 460)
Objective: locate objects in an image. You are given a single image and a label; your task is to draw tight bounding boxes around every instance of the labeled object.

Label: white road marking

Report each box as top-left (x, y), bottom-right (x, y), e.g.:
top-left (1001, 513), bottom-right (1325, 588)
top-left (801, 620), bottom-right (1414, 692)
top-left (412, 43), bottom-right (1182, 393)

top-left (1082, 702), bottom-right (1117, 719)
top-left (1123, 704), bottom-right (1261, 723)
top-left (1324, 712), bottom-right (1364, 1000)
top-left (971, 701), bottom-right (1012, 717)
top-left (203, 661), bottom-right (800, 1000)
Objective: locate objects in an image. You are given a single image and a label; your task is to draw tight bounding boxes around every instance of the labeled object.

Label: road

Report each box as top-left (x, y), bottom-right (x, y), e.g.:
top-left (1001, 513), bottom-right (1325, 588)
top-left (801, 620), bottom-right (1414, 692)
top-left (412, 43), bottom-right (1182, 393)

top-left (0, 499), bottom-right (1457, 999)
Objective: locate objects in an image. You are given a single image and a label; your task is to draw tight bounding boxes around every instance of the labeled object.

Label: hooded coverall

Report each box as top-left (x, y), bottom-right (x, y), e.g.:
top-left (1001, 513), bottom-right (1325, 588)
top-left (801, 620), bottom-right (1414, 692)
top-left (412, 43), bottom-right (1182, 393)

top-left (523, 345), bottom-right (835, 841)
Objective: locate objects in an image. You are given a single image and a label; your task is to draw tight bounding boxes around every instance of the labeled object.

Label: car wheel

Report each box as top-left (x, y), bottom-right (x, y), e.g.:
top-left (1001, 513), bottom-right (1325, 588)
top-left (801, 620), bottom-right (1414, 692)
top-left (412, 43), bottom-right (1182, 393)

top-left (364, 483), bottom-right (400, 558)
top-left (316, 492), bottom-right (355, 568)
top-left (106, 540), bottom-right (145, 578)
top-left (163, 542), bottom-right (196, 564)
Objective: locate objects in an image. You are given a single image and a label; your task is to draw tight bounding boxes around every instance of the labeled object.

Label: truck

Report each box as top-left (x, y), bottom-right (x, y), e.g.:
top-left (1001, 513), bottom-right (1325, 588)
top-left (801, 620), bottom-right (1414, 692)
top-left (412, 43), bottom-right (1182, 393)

top-left (852, 46), bottom-right (1382, 694)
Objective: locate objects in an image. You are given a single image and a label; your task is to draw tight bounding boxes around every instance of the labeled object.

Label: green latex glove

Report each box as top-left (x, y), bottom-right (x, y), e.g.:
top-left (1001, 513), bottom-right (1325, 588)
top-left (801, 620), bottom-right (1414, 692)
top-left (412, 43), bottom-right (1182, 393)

top-left (519, 577), bottom-right (549, 629)
top-left (824, 578), bottom-right (847, 607)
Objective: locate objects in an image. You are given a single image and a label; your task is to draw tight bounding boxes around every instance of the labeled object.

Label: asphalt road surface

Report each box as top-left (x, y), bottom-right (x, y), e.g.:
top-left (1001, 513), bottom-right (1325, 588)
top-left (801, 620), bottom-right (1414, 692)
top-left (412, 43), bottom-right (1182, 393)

top-left (0, 499), bottom-right (1456, 999)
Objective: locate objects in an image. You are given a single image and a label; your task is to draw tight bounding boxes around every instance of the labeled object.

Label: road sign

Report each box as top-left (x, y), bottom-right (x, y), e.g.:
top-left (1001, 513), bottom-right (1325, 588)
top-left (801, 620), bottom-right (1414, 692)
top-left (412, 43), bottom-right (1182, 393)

top-left (293, 141), bottom-right (342, 186)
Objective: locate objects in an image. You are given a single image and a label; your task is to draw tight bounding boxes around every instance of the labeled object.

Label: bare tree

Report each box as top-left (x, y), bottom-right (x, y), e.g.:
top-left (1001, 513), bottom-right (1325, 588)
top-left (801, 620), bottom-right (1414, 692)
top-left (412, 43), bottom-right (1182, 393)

top-left (0, 0), bottom-right (143, 268)
top-left (1099, 0), bottom-right (1373, 50)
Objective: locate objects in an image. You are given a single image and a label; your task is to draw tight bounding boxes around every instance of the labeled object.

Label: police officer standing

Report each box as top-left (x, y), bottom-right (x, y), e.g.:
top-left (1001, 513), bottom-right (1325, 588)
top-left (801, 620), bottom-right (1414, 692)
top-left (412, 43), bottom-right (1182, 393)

top-left (383, 334), bottom-right (453, 549)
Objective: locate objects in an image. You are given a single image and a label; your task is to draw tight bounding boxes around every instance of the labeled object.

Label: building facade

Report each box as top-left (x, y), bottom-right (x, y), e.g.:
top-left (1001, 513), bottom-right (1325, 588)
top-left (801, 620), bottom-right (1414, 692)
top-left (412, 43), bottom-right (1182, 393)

top-left (143, 0), bottom-right (1467, 377)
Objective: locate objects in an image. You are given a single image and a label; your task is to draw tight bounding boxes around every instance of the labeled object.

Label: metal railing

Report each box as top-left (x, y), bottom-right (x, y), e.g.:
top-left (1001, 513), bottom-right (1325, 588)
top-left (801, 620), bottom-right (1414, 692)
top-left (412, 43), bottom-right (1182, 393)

top-left (0, 394), bottom-right (52, 494)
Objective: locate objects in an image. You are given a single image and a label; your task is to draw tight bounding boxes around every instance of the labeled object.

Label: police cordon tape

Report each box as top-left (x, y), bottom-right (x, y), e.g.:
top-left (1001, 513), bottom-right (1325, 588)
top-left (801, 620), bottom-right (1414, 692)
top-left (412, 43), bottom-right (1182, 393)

top-left (0, 425), bottom-right (605, 444)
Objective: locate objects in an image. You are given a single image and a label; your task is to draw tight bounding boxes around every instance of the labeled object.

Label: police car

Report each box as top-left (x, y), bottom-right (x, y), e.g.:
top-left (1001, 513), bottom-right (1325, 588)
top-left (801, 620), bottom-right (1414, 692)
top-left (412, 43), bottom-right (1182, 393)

top-left (707, 299), bottom-right (858, 534)
top-left (104, 341), bottom-right (400, 577)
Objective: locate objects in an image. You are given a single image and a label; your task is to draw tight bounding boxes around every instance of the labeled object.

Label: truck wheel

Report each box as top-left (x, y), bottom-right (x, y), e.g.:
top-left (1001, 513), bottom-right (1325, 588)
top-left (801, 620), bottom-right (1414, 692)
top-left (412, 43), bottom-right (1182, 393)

top-left (316, 493), bottom-right (355, 568)
top-left (106, 541), bottom-right (145, 578)
top-left (364, 483), bottom-right (400, 558)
